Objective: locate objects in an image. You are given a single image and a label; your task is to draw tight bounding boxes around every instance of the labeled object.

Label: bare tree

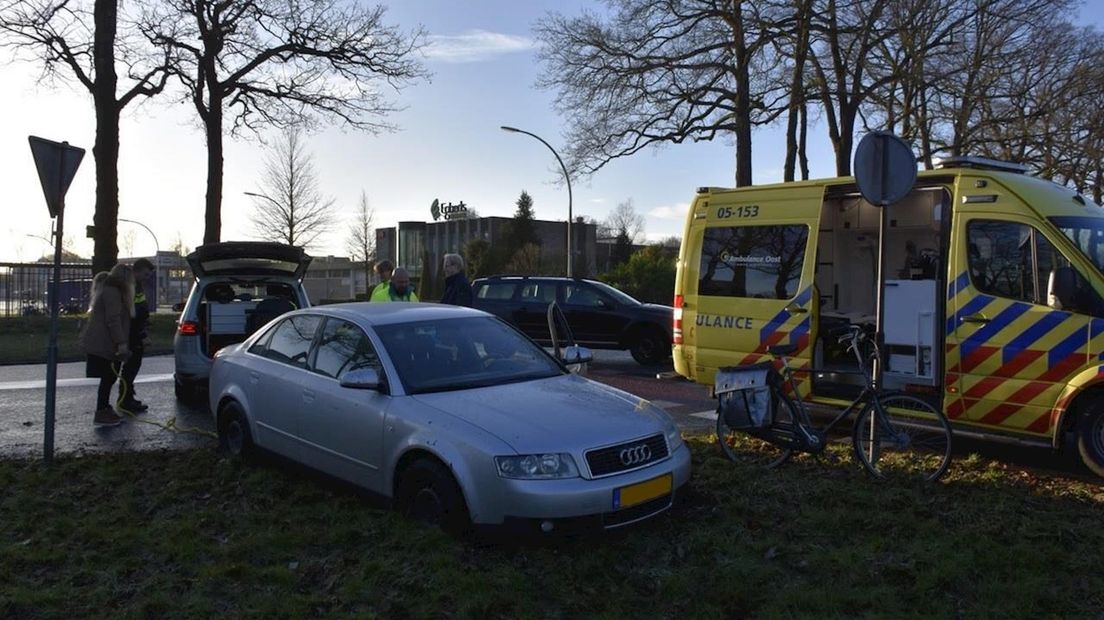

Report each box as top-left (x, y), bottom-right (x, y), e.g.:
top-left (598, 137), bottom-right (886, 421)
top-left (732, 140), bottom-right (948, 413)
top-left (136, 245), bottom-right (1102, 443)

top-left (345, 190), bottom-right (375, 294)
top-left (120, 229), bottom-right (136, 257)
top-left (143, 0), bottom-right (428, 244)
top-left (605, 199), bottom-right (646, 244)
top-left (1, 0), bottom-right (173, 273)
top-left (249, 127), bottom-right (335, 249)
top-left (536, 0), bottom-right (788, 186)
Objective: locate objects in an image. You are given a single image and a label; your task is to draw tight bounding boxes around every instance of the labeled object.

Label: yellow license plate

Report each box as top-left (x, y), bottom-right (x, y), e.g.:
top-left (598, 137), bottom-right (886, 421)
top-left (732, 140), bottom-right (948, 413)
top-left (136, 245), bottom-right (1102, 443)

top-left (614, 473), bottom-right (673, 510)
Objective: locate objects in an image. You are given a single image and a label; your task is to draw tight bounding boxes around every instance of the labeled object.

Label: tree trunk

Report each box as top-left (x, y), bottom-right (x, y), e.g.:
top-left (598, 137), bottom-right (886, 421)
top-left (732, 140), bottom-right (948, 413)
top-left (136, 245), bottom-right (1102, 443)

top-left (203, 97), bottom-right (223, 244)
top-left (90, 0), bottom-right (119, 274)
top-left (784, 0), bottom-right (812, 182)
top-left (799, 100), bottom-right (809, 180)
top-left (731, 1), bottom-right (753, 187)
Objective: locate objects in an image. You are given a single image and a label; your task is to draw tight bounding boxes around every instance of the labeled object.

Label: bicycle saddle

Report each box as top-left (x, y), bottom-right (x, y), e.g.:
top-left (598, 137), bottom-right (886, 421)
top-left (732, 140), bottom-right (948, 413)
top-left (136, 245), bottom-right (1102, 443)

top-left (768, 344), bottom-right (798, 356)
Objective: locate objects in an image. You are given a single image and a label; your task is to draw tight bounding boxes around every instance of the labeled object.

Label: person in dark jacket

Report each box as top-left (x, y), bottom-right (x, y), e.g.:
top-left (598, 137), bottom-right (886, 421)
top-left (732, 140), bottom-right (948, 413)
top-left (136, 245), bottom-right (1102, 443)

top-left (80, 264), bottom-right (135, 426)
top-left (119, 258), bottom-right (154, 413)
top-left (440, 253), bottom-right (473, 307)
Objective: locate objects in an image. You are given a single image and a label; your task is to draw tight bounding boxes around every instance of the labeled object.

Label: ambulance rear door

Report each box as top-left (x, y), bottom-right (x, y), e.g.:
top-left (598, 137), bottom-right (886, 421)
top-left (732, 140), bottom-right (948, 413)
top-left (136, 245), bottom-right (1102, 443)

top-left (683, 184), bottom-right (823, 387)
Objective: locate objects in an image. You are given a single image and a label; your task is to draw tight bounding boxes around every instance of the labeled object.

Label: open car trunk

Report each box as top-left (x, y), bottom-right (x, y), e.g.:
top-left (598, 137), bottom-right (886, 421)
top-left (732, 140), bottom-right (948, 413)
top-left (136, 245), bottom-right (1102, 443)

top-left (186, 243), bottom-right (312, 357)
top-left (187, 242), bottom-right (312, 280)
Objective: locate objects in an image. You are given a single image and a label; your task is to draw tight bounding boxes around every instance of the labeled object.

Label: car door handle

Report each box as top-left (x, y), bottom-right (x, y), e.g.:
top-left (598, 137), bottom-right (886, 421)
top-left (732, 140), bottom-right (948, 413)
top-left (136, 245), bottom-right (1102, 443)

top-left (960, 314), bottom-right (991, 324)
top-left (302, 389), bottom-right (315, 403)
top-left (249, 371), bottom-right (260, 385)
top-left (785, 303), bottom-right (808, 314)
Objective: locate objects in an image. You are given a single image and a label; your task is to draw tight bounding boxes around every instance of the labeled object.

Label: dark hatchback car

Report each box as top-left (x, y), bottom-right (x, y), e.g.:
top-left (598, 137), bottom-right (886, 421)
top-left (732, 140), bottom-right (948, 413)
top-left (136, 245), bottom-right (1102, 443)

top-left (471, 276), bottom-right (673, 365)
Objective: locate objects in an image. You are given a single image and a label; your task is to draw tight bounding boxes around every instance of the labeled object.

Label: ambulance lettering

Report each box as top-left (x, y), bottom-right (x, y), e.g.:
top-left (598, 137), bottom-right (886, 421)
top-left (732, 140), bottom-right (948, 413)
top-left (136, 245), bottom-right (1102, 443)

top-left (696, 314), bottom-right (754, 329)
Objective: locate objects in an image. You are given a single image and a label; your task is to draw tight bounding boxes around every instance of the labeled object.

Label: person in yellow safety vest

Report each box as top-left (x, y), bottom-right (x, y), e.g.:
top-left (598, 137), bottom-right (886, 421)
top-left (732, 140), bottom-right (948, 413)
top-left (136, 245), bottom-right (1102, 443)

top-left (369, 259), bottom-right (394, 301)
top-left (371, 267), bottom-right (419, 302)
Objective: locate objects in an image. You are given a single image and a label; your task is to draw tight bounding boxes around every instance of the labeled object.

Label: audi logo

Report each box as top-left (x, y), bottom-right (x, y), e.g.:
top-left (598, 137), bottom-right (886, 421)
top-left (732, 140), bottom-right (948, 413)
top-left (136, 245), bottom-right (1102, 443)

top-left (619, 444), bottom-right (652, 466)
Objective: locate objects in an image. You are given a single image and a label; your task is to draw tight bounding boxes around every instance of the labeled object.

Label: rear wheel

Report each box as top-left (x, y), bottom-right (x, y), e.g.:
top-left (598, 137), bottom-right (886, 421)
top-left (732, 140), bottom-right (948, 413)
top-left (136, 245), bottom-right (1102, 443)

top-left (852, 394), bottom-right (952, 482)
top-left (716, 396), bottom-right (795, 469)
top-left (175, 379), bottom-right (202, 405)
top-left (1076, 406), bottom-right (1104, 478)
top-left (630, 327), bottom-right (670, 366)
top-left (218, 401), bottom-right (253, 459)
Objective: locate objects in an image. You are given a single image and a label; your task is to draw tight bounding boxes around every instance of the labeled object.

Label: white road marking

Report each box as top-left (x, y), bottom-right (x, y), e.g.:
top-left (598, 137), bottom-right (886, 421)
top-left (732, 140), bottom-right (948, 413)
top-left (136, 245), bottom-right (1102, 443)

top-left (0, 373), bottom-right (174, 391)
top-left (689, 410), bottom-right (718, 420)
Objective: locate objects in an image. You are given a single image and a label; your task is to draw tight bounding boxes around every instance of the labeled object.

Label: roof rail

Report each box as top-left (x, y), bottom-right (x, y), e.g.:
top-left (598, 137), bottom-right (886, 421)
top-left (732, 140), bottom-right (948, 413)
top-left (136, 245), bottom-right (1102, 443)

top-left (933, 156), bottom-right (1029, 174)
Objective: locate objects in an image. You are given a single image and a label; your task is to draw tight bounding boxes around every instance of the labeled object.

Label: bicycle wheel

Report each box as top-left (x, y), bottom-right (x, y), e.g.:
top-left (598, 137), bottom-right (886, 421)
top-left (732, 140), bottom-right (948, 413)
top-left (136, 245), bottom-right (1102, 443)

top-left (716, 396), bottom-right (796, 469)
top-left (852, 393), bottom-right (952, 482)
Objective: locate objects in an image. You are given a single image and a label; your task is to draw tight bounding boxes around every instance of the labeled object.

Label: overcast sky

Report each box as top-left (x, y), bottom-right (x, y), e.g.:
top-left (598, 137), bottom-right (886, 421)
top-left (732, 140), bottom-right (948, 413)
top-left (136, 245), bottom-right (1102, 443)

top-left (2, 0), bottom-right (1101, 262)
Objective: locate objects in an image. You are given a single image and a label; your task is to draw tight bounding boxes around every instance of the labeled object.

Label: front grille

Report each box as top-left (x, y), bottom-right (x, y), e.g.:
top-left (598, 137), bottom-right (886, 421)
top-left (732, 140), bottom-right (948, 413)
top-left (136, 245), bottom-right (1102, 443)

top-left (585, 434), bottom-right (668, 477)
top-left (603, 495), bottom-right (673, 528)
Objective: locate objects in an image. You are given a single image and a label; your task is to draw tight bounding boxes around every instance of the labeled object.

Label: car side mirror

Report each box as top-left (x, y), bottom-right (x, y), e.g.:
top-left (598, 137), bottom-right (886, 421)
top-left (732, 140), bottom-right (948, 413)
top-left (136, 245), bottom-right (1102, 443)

top-left (1049, 267), bottom-right (1077, 310)
top-left (561, 345), bottom-right (593, 365)
top-left (340, 368), bottom-right (382, 390)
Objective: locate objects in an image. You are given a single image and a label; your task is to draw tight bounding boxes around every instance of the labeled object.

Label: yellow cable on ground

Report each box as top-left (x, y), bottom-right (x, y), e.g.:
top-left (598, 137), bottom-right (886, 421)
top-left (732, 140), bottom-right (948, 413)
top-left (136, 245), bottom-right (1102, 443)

top-left (113, 360), bottom-right (218, 439)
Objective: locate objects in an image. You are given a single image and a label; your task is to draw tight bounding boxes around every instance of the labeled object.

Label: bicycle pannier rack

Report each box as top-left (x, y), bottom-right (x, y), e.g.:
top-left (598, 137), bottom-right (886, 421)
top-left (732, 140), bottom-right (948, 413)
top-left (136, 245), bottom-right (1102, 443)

top-left (715, 363), bottom-right (779, 430)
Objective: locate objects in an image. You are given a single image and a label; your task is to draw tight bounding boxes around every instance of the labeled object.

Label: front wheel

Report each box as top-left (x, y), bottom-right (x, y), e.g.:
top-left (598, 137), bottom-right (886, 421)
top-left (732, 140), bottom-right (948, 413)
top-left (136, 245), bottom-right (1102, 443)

top-left (716, 396), bottom-right (796, 469)
top-left (1075, 406), bottom-right (1104, 478)
top-left (395, 459), bottom-right (471, 536)
top-left (852, 394), bottom-right (952, 482)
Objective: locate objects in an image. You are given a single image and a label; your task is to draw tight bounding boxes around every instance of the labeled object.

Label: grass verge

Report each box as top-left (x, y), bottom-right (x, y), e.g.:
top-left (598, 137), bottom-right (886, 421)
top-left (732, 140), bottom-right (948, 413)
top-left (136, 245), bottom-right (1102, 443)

top-left (1, 436), bottom-right (1102, 618)
top-left (0, 314), bottom-right (177, 365)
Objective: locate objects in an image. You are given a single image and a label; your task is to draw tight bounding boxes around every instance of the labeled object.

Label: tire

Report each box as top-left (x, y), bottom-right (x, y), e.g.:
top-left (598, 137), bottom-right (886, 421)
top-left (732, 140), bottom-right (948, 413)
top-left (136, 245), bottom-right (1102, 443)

top-left (1076, 406), bottom-right (1104, 478)
top-left (852, 394), bottom-right (952, 483)
top-left (218, 401), bottom-right (254, 459)
top-left (716, 396), bottom-right (795, 469)
top-left (395, 459), bottom-right (471, 535)
top-left (630, 327), bottom-right (670, 366)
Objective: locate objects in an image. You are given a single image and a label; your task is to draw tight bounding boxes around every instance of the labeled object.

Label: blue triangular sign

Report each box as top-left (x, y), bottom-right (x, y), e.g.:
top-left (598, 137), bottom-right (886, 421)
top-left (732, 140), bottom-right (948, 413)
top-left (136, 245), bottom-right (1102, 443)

top-left (28, 136), bottom-right (85, 218)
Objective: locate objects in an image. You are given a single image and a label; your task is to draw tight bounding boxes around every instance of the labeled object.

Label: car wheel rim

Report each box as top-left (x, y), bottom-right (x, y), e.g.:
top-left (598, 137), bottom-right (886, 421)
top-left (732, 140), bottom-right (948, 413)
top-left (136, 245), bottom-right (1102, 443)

top-left (1093, 415), bottom-right (1104, 457)
top-left (227, 420), bottom-right (244, 454)
top-left (411, 487), bottom-right (444, 524)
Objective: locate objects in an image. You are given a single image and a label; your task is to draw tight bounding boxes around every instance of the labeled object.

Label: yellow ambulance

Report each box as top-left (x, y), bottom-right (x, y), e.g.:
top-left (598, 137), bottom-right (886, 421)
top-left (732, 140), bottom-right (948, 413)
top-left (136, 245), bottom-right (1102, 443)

top-left (673, 157), bottom-right (1104, 476)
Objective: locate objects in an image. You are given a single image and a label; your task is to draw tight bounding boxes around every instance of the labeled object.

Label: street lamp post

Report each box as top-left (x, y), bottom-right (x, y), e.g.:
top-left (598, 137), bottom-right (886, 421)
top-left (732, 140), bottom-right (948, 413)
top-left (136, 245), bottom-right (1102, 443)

top-left (119, 217), bottom-right (160, 310)
top-left (500, 126), bottom-right (574, 277)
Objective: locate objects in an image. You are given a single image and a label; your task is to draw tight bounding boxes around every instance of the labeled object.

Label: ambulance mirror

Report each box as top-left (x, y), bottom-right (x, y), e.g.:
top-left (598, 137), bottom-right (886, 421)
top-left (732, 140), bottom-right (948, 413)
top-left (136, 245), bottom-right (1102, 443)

top-left (853, 132), bottom-right (917, 207)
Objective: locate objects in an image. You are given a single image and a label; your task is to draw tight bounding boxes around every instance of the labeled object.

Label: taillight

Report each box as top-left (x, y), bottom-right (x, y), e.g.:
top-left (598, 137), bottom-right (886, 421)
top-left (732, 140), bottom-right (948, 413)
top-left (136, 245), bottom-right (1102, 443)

top-left (178, 320), bottom-right (198, 335)
top-left (673, 294), bottom-right (683, 345)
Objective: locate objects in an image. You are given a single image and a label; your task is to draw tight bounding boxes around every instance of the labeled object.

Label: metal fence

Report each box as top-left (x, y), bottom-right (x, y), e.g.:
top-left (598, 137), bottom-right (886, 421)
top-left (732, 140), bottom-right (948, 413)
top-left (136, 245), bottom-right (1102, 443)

top-left (0, 262), bottom-right (94, 317)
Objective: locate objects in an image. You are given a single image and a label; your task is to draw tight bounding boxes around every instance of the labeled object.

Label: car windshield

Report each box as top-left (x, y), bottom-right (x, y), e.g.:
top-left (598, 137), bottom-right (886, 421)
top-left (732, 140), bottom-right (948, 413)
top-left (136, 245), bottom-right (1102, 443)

top-left (589, 281), bottom-right (640, 305)
top-left (375, 317), bottom-right (564, 394)
top-left (1050, 216), bottom-right (1104, 275)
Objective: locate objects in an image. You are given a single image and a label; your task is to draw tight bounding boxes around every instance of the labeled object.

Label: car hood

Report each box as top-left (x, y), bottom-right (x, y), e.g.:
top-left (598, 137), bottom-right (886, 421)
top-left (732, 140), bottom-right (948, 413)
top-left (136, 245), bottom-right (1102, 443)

top-left (411, 373), bottom-right (673, 455)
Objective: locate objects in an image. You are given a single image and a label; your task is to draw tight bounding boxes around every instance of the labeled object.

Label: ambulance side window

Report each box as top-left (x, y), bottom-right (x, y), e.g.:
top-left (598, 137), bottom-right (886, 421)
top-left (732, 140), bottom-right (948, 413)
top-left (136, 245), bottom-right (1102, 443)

top-left (698, 225), bottom-right (808, 299)
top-left (967, 220), bottom-right (1104, 316)
top-left (966, 221), bottom-right (1033, 302)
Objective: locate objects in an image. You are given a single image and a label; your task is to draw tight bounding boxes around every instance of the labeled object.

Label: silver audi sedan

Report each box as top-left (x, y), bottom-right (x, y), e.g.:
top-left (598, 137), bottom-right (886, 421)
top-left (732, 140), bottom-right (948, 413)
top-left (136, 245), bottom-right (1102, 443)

top-left (208, 303), bottom-right (691, 533)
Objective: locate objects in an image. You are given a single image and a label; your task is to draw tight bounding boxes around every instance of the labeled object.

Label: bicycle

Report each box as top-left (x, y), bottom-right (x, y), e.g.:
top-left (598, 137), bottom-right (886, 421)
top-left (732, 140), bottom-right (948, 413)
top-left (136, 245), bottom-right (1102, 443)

top-left (715, 325), bottom-right (953, 482)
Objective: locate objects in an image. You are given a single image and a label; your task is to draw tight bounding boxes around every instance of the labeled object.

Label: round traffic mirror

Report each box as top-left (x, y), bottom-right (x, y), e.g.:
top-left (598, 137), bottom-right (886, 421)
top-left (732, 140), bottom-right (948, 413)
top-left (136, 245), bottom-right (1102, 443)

top-left (853, 132), bottom-right (917, 207)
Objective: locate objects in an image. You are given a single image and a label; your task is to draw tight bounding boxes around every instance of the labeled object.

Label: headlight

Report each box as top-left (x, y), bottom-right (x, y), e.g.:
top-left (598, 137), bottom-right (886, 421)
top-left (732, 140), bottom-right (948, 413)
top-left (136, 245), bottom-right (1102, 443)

top-left (494, 453), bottom-right (580, 479)
top-left (666, 426), bottom-right (683, 451)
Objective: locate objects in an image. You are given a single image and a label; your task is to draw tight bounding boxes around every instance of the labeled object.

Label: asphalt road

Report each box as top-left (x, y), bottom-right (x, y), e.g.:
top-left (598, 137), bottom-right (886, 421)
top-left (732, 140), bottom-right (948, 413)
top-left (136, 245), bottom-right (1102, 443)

top-left (0, 351), bottom-right (716, 459)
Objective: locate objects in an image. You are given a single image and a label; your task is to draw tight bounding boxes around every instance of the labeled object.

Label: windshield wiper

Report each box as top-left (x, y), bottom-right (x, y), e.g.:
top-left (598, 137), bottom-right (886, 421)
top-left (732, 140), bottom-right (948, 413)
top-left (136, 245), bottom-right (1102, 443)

top-left (411, 372), bottom-right (560, 394)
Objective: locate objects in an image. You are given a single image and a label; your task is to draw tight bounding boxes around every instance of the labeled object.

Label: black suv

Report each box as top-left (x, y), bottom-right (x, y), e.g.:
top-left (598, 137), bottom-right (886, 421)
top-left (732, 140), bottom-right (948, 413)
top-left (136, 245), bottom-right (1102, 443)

top-left (471, 276), bottom-right (673, 365)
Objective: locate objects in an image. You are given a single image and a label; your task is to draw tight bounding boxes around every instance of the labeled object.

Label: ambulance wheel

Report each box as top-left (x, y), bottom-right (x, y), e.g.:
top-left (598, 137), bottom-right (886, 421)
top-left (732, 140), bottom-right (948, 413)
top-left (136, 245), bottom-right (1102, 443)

top-left (1076, 408), bottom-right (1104, 478)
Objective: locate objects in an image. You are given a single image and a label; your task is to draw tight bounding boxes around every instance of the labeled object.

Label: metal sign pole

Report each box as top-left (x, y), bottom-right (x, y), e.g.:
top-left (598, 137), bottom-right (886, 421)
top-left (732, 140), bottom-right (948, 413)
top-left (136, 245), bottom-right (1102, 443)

top-left (43, 152), bottom-right (66, 463)
top-left (30, 136), bottom-right (85, 463)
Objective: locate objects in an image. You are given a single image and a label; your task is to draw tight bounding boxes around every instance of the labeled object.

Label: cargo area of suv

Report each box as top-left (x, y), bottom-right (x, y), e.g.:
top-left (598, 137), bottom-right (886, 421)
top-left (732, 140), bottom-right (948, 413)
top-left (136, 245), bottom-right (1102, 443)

top-left (174, 242), bottom-right (312, 401)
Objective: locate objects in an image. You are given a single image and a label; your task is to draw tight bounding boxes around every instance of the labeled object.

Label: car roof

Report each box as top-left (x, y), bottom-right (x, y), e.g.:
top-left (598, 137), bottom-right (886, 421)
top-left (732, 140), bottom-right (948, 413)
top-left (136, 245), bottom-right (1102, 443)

top-left (302, 302), bottom-right (491, 326)
top-left (474, 276), bottom-right (602, 284)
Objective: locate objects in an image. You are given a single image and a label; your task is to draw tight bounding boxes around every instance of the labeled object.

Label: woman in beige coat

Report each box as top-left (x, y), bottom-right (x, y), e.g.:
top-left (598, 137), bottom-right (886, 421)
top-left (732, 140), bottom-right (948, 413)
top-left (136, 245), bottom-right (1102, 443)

top-left (80, 264), bottom-right (135, 426)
